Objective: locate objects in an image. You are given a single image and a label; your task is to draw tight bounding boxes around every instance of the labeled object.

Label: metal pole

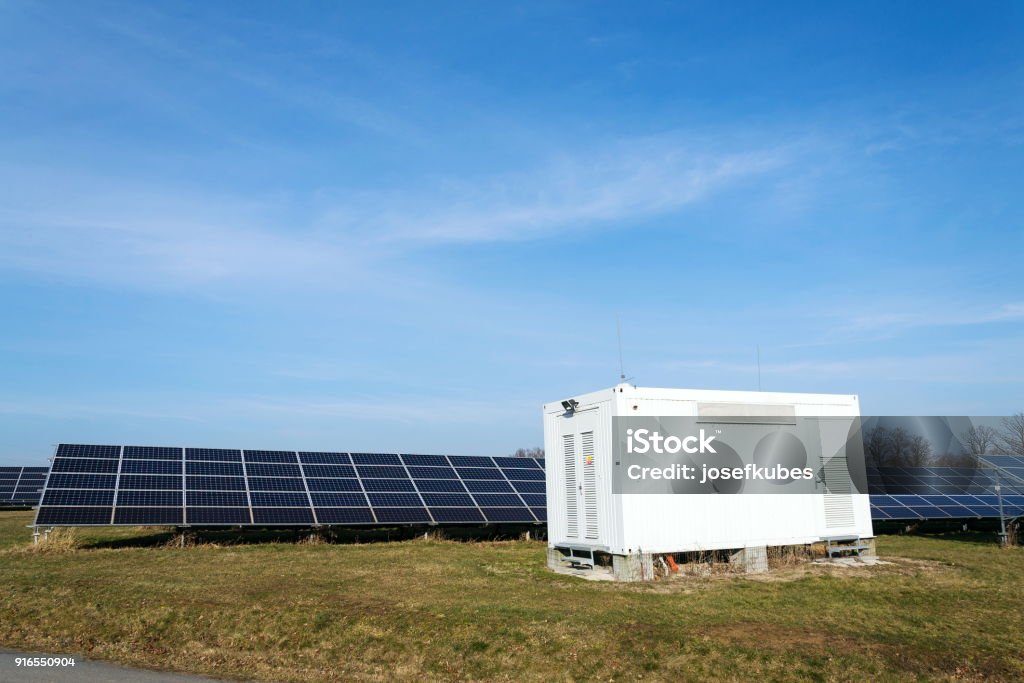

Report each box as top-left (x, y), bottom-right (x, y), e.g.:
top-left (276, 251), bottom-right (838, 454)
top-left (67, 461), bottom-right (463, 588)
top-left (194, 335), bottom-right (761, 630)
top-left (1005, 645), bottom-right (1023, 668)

top-left (994, 468), bottom-right (1008, 546)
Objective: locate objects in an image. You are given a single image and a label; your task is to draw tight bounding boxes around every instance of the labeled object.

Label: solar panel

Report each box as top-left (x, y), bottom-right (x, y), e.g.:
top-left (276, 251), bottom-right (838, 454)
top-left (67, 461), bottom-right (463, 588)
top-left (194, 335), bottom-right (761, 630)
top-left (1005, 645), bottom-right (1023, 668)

top-left (244, 450), bottom-right (298, 464)
top-left (187, 507), bottom-right (250, 524)
top-left (0, 466), bottom-right (50, 506)
top-left (298, 452), bottom-right (351, 465)
top-left (34, 444), bottom-right (548, 528)
top-left (869, 463), bottom-right (1024, 521)
top-left (315, 507), bottom-right (374, 524)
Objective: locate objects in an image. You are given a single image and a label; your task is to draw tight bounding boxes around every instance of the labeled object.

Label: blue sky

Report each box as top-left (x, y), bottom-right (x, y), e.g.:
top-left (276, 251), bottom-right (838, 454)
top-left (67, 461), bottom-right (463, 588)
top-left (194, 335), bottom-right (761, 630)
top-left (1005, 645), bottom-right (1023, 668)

top-left (1, 2), bottom-right (1022, 465)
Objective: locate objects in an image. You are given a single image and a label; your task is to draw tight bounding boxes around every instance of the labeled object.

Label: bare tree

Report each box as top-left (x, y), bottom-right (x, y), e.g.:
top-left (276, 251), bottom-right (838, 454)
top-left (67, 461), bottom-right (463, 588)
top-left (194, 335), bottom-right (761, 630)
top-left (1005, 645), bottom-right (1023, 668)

top-left (905, 434), bottom-right (932, 467)
top-left (863, 425), bottom-right (935, 467)
top-left (512, 447), bottom-right (544, 459)
top-left (961, 425), bottom-right (999, 456)
top-left (864, 426), bottom-right (892, 468)
top-left (997, 413), bottom-right (1024, 455)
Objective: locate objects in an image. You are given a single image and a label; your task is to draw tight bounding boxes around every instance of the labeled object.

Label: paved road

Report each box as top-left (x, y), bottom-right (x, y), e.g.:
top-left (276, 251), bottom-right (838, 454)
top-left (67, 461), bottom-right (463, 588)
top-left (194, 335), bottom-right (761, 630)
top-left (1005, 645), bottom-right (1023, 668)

top-left (0, 649), bottom-right (229, 682)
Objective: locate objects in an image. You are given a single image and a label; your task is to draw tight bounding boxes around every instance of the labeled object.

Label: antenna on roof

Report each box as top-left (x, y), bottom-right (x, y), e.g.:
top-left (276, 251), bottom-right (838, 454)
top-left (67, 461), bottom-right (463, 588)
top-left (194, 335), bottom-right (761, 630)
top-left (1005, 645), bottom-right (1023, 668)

top-left (616, 314), bottom-right (627, 382)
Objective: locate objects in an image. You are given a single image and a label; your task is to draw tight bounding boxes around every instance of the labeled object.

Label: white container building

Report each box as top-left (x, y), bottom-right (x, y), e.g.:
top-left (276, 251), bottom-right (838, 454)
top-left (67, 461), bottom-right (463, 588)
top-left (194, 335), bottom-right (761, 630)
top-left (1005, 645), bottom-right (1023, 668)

top-left (543, 384), bottom-right (874, 579)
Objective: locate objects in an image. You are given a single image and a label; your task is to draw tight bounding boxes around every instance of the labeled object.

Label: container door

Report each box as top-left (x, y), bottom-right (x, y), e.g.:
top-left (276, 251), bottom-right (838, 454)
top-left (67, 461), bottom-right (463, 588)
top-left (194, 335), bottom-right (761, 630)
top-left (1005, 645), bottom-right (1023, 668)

top-left (560, 411), bottom-right (599, 541)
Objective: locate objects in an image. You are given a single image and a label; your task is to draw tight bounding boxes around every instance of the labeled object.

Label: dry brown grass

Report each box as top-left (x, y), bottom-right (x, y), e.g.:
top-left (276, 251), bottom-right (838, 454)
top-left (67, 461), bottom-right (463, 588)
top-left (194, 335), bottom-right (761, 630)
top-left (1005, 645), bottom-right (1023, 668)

top-left (2, 510), bottom-right (1023, 681)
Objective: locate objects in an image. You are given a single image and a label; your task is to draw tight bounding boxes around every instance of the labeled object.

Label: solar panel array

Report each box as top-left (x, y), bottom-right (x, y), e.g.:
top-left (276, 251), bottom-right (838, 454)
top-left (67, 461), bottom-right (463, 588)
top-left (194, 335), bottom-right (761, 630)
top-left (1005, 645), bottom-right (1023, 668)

top-left (0, 467), bottom-right (48, 506)
top-left (867, 465), bottom-right (1024, 520)
top-left (980, 455), bottom-right (1024, 484)
top-left (35, 444), bottom-right (546, 527)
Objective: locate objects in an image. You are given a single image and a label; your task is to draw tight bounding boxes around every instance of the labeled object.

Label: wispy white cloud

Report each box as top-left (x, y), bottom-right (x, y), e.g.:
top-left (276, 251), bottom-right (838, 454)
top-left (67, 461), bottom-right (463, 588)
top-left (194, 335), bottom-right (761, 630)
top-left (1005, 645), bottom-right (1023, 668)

top-left (0, 133), bottom-right (793, 289)
top-left (323, 138), bottom-right (789, 245)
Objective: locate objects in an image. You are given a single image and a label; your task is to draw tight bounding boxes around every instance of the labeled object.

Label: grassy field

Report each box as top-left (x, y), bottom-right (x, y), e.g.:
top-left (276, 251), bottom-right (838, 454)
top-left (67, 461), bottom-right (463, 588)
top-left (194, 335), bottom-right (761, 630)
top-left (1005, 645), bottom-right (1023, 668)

top-left (1, 511), bottom-right (1023, 681)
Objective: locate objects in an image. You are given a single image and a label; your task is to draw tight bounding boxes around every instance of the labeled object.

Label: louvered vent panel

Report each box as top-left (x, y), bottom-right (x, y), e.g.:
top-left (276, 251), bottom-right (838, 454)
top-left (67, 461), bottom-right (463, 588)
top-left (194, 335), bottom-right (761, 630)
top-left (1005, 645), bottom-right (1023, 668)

top-left (581, 431), bottom-right (598, 540)
top-left (563, 434), bottom-right (578, 538)
top-left (823, 454), bottom-right (855, 528)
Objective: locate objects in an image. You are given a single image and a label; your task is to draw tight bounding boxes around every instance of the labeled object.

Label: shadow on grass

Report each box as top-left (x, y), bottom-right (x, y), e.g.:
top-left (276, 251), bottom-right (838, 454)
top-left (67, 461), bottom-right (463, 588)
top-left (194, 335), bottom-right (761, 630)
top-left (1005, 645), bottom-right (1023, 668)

top-left (80, 523), bottom-right (546, 549)
top-left (874, 519), bottom-right (1017, 547)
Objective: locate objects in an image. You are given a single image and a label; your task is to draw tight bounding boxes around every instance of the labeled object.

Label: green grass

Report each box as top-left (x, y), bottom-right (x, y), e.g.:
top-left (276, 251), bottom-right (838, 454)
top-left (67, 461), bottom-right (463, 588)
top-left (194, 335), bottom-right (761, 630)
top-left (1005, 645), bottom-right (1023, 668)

top-left (1, 510), bottom-right (1023, 681)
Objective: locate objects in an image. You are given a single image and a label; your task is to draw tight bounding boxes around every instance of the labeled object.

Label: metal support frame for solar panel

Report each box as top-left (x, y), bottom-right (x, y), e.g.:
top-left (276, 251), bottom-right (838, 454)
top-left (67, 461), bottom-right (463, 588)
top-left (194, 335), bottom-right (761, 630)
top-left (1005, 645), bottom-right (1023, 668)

top-left (294, 451), bottom-right (320, 526)
top-left (34, 444), bottom-right (547, 529)
top-left (238, 450), bottom-right (255, 524)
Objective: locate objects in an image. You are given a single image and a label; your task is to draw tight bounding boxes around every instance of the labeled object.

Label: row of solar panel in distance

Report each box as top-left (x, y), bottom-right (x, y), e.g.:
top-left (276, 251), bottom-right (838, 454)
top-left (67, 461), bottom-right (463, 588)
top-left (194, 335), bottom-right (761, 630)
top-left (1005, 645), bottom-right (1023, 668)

top-left (36, 445), bottom-right (546, 526)
top-left (980, 455), bottom-right (1024, 483)
top-left (0, 467), bottom-right (48, 504)
top-left (865, 466), bottom-right (1024, 496)
top-left (870, 493), bottom-right (1024, 520)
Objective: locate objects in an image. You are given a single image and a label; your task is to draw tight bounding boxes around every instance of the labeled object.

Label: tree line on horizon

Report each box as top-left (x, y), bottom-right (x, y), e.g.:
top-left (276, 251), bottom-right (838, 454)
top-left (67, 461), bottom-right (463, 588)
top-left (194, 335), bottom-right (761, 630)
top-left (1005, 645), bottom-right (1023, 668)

top-left (865, 413), bottom-right (1024, 469)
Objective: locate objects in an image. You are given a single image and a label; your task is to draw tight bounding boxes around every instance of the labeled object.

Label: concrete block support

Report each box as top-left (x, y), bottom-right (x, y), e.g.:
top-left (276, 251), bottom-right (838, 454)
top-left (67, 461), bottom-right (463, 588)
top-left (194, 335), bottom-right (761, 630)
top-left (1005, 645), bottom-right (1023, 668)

top-left (612, 552), bottom-right (655, 581)
top-left (547, 546), bottom-right (568, 570)
top-left (729, 545), bottom-right (768, 574)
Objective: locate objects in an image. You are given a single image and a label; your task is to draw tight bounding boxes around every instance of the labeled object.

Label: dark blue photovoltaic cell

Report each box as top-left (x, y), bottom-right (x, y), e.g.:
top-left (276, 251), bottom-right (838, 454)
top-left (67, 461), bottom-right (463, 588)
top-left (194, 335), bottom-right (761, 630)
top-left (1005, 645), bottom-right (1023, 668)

top-left (115, 490), bottom-right (183, 506)
top-left (250, 491), bottom-right (309, 507)
top-left (123, 446), bottom-right (182, 460)
top-left (366, 492), bottom-right (422, 507)
top-left (355, 465), bottom-right (407, 479)
top-left (298, 452), bottom-right (351, 465)
top-left (42, 489), bottom-right (115, 506)
top-left (53, 458), bottom-right (119, 474)
top-left (481, 507), bottom-right (535, 522)
top-left (244, 451), bottom-right (298, 464)
top-left (500, 468), bottom-right (544, 481)
top-left (246, 463), bottom-right (302, 478)
top-left (0, 467), bottom-right (20, 473)
top-left (186, 448), bottom-right (242, 462)
top-left (186, 476), bottom-right (246, 491)
top-left (473, 493), bottom-right (523, 507)
top-left (315, 507), bottom-right (375, 524)
top-left (455, 467), bottom-right (503, 480)
top-left (530, 507), bottom-right (547, 520)
top-left (24, 467), bottom-right (48, 473)
top-left (114, 507), bottom-right (183, 525)
top-left (36, 507), bottom-right (113, 525)
top-left (248, 477), bottom-right (305, 491)
top-left (374, 507), bottom-right (430, 523)
top-left (187, 507), bottom-right (250, 524)
top-left (47, 473), bottom-right (116, 489)
top-left (450, 456), bottom-right (495, 468)
top-left (187, 461), bottom-right (244, 476)
top-left (463, 480), bottom-right (514, 493)
top-left (56, 444), bottom-right (119, 459)
top-left (118, 475), bottom-right (182, 490)
top-left (252, 507), bottom-right (314, 524)
top-left (493, 457), bottom-right (541, 469)
top-left (122, 460), bottom-right (182, 475)
top-left (400, 454), bottom-right (449, 467)
top-left (414, 479), bottom-right (467, 493)
top-left (310, 492), bottom-right (368, 507)
top-left (301, 464), bottom-right (356, 478)
top-left (305, 478), bottom-right (362, 492)
top-left (361, 478), bottom-right (415, 492)
top-left (510, 481), bottom-right (545, 494)
top-left (186, 491), bottom-right (248, 506)
top-left (521, 494), bottom-right (546, 506)
top-left (407, 466), bottom-right (459, 480)
top-left (350, 453), bottom-right (402, 466)
top-left (420, 493), bottom-right (475, 507)
top-left (430, 507), bottom-right (485, 523)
